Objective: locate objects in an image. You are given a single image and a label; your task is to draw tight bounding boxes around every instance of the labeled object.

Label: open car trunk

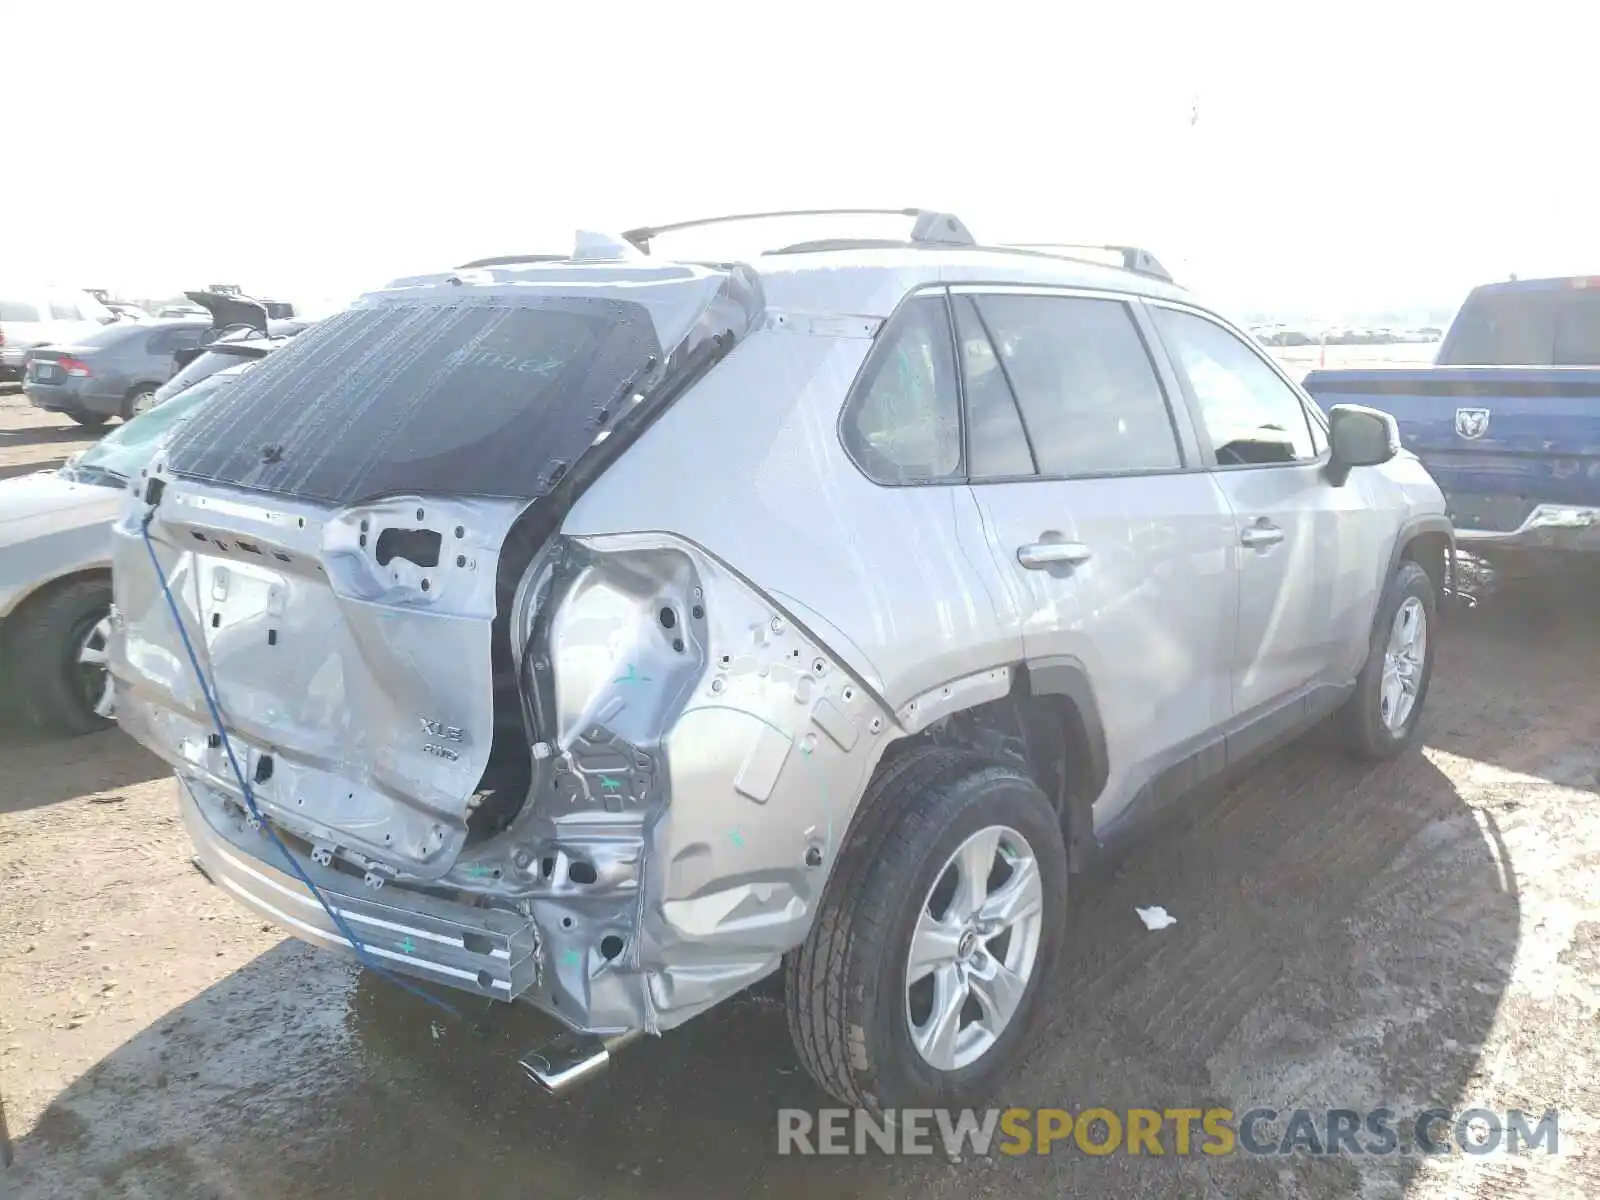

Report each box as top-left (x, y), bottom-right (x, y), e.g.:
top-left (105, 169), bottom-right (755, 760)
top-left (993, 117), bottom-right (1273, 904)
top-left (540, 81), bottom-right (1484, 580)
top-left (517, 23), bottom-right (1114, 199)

top-left (111, 266), bottom-right (761, 883)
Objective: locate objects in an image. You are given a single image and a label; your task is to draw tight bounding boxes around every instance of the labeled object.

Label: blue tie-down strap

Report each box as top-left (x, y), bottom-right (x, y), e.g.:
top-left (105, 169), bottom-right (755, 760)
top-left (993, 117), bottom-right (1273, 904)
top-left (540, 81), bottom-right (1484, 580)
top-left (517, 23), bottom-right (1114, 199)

top-left (138, 516), bottom-right (462, 1020)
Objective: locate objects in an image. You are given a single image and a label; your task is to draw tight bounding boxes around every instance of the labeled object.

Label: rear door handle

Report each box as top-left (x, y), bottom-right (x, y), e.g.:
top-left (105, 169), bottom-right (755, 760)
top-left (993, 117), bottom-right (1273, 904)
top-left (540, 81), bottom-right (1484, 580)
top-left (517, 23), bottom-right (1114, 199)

top-left (1239, 522), bottom-right (1285, 549)
top-left (1017, 541), bottom-right (1093, 569)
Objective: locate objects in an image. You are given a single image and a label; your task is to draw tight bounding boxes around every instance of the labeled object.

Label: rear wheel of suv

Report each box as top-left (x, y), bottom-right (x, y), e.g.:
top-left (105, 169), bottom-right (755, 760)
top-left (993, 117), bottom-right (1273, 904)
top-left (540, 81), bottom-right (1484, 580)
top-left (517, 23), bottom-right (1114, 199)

top-left (785, 747), bottom-right (1068, 1112)
top-left (4, 576), bottom-right (116, 736)
top-left (1341, 559), bottom-right (1437, 759)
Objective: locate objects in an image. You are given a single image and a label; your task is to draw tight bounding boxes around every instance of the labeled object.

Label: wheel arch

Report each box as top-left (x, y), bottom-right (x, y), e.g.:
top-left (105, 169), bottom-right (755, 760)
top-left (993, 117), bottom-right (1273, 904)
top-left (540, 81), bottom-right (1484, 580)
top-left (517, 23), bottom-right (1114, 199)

top-left (1382, 513), bottom-right (1454, 619)
top-left (846, 658), bottom-right (1110, 874)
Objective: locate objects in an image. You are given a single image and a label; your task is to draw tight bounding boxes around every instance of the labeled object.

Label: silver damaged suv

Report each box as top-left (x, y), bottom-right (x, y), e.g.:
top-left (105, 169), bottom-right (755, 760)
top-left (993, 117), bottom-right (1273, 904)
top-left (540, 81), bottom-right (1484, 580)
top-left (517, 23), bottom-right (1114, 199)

top-left (109, 210), bottom-right (1452, 1111)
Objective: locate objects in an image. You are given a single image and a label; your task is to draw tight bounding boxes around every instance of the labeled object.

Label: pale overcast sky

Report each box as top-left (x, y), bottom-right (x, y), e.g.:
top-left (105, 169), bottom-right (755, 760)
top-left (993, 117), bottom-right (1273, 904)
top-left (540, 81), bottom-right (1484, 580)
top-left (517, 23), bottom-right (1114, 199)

top-left (7, 1), bottom-right (1596, 318)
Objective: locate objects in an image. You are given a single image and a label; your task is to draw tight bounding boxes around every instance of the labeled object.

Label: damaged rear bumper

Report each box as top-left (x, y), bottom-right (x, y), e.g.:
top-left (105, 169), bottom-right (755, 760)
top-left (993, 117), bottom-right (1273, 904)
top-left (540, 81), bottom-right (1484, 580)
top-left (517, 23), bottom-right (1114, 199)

top-left (179, 772), bottom-right (541, 1001)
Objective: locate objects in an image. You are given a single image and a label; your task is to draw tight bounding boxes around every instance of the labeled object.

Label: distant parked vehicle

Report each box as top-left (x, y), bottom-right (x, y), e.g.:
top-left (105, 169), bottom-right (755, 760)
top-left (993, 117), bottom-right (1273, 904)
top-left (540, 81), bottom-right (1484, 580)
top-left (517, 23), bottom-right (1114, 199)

top-left (156, 305), bottom-right (209, 319)
top-left (23, 319), bottom-right (210, 425)
top-left (104, 302), bottom-right (151, 322)
top-left (148, 291), bottom-right (312, 407)
top-left (0, 287), bottom-right (118, 381)
top-left (1304, 274), bottom-right (1600, 574)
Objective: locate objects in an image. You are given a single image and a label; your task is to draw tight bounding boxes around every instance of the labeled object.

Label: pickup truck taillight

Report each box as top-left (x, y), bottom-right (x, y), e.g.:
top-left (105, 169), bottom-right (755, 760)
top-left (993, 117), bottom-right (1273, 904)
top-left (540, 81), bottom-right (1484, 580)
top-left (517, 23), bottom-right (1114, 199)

top-left (59, 356), bottom-right (92, 378)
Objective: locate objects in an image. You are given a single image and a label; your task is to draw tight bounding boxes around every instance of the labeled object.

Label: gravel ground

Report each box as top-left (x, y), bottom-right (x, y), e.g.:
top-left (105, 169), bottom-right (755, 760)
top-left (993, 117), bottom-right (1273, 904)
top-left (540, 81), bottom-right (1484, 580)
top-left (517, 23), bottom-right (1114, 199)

top-left (1, 370), bottom-right (1596, 1199)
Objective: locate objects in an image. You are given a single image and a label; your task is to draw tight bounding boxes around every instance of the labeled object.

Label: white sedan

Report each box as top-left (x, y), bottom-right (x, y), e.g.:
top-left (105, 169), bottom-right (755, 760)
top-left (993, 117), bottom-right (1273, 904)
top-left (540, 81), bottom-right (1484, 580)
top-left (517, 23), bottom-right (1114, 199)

top-left (0, 367), bottom-right (247, 733)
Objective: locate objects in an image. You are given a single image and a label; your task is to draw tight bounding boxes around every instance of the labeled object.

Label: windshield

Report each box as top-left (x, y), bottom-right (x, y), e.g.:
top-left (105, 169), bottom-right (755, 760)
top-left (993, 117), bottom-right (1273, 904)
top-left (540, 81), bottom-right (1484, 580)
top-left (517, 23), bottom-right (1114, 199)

top-left (164, 296), bottom-right (662, 505)
top-left (67, 371), bottom-right (245, 485)
top-left (1438, 285), bottom-right (1600, 366)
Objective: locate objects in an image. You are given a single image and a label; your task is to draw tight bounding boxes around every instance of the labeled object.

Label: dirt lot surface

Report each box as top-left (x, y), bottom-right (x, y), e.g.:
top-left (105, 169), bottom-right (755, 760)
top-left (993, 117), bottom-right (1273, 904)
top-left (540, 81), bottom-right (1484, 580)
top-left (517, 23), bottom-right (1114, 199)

top-left (2, 370), bottom-right (1597, 1199)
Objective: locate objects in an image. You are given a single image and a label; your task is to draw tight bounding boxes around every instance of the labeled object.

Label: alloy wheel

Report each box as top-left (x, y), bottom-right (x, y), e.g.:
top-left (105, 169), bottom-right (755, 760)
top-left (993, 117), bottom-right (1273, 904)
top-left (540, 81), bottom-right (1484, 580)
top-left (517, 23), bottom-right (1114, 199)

top-left (904, 824), bottom-right (1044, 1071)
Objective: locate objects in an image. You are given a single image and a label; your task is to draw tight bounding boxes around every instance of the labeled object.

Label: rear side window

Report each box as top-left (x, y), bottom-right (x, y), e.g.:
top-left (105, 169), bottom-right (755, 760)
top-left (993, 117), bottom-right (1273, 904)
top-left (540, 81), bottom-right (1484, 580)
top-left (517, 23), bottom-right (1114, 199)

top-left (1440, 286), bottom-right (1600, 366)
top-left (953, 297), bottom-right (1035, 478)
top-left (48, 293), bottom-right (83, 320)
top-left (165, 296), bottom-right (663, 505)
top-left (146, 327), bottom-right (205, 356)
top-left (969, 294), bottom-right (1181, 476)
top-left (1153, 307), bottom-right (1317, 466)
top-left (840, 295), bottom-right (963, 484)
top-left (0, 300), bottom-right (42, 321)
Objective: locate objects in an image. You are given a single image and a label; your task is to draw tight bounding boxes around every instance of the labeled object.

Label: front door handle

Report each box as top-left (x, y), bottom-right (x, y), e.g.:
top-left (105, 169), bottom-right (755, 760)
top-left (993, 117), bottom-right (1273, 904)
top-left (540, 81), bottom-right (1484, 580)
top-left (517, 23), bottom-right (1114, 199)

top-left (1239, 522), bottom-right (1285, 549)
top-left (1017, 540), bottom-right (1093, 569)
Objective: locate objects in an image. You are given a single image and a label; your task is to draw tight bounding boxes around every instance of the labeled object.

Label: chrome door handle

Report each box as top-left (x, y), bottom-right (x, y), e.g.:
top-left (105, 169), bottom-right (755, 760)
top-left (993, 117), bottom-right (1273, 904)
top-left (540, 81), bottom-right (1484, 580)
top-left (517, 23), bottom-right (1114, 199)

top-left (1017, 541), bottom-right (1093, 569)
top-left (1239, 524), bottom-right (1285, 549)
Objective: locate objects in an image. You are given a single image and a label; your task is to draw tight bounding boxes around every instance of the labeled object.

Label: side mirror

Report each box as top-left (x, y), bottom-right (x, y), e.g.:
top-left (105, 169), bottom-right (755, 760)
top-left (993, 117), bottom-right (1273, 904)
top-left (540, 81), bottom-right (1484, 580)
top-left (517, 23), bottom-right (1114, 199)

top-left (1326, 403), bottom-right (1400, 486)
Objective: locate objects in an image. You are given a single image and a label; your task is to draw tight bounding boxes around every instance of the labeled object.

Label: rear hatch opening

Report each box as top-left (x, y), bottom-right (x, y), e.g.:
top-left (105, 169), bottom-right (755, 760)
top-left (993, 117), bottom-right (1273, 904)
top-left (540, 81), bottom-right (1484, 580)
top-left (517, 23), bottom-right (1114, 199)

top-left (112, 258), bottom-right (763, 886)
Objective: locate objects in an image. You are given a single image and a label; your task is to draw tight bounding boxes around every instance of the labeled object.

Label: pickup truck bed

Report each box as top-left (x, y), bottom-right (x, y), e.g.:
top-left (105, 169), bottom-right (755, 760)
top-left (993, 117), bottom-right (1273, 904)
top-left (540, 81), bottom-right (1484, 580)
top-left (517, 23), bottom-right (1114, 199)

top-left (1303, 366), bottom-right (1600, 549)
top-left (1302, 277), bottom-right (1600, 562)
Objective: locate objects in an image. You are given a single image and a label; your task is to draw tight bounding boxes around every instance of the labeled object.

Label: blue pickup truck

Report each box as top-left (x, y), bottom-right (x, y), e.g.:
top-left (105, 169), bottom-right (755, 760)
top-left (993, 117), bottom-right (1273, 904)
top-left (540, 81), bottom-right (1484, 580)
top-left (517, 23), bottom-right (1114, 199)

top-left (1303, 276), bottom-right (1600, 572)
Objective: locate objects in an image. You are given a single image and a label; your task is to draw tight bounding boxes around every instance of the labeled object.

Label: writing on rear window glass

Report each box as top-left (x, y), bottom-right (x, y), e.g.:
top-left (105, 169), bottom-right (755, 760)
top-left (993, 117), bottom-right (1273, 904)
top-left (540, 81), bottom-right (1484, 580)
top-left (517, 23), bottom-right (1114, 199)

top-left (446, 348), bottom-right (566, 376)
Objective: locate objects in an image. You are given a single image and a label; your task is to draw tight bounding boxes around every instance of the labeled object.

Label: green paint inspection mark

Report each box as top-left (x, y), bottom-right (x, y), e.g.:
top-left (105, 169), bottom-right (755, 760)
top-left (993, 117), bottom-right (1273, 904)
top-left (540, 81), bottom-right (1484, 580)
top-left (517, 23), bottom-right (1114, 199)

top-left (599, 775), bottom-right (623, 792)
top-left (562, 949), bottom-right (582, 966)
top-left (398, 938), bottom-right (417, 954)
top-left (613, 664), bottom-right (651, 685)
top-left (464, 865), bottom-right (495, 878)
top-left (729, 829), bottom-right (745, 848)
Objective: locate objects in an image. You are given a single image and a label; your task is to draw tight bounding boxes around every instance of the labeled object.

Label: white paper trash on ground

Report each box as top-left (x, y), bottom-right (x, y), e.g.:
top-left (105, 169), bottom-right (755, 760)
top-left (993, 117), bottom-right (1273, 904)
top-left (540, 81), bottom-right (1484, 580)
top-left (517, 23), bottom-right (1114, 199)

top-left (1135, 905), bottom-right (1177, 931)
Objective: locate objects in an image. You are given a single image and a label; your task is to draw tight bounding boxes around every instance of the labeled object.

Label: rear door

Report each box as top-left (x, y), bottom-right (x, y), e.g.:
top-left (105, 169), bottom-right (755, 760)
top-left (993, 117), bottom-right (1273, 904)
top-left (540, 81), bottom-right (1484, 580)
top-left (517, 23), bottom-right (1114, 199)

top-left (1147, 302), bottom-right (1379, 731)
top-left (951, 287), bottom-right (1238, 825)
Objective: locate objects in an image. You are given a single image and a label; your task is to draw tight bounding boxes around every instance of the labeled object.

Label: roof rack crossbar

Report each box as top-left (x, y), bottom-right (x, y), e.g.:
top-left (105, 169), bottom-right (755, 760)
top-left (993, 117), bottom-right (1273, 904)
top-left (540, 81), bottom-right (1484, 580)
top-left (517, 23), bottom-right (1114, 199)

top-left (622, 209), bottom-right (976, 254)
top-left (999, 243), bottom-right (1174, 284)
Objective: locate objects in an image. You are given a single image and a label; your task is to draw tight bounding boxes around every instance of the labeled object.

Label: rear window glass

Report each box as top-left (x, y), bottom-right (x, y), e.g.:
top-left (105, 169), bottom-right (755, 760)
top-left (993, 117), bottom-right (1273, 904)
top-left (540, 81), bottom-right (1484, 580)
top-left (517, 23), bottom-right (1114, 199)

top-left (0, 300), bottom-right (42, 321)
top-left (165, 297), bottom-right (661, 505)
top-left (1439, 287), bottom-right (1600, 366)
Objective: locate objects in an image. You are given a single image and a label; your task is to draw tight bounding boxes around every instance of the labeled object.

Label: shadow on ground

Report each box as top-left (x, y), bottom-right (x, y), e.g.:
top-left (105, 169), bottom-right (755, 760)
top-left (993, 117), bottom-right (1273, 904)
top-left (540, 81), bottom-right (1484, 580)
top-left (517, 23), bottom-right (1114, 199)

top-left (0, 720), bottom-right (167, 814)
top-left (16, 573), bottom-right (1596, 1199)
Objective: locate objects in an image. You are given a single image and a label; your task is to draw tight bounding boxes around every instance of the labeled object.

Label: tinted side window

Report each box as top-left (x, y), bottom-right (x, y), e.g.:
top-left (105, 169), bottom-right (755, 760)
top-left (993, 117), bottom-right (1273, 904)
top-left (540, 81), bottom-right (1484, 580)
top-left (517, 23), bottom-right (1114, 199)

top-left (48, 293), bottom-right (83, 320)
top-left (148, 327), bottom-right (205, 355)
top-left (972, 294), bottom-right (1181, 476)
top-left (953, 296), bottom-right (1035, 478)
top-left (1153, 307), bottom-right (1317, 466)
top-left (841, 295), bottom-right (963, 484)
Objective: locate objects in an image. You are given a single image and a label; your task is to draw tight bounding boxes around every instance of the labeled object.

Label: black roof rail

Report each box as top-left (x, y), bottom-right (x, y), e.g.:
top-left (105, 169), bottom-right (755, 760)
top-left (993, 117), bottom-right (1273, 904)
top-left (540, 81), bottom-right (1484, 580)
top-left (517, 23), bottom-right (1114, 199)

top-left (621, 208), bottom-right (975, 254)
top-left (999, 242), bottom-right (1174, 284)
top-left (454, 253), bottom-right (570, 269)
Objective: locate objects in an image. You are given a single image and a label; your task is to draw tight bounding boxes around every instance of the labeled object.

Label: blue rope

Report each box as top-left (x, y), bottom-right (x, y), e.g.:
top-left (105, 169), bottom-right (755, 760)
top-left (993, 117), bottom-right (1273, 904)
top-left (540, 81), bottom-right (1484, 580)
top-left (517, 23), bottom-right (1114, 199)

top-left (138, 517), bottom-right (461, 1019)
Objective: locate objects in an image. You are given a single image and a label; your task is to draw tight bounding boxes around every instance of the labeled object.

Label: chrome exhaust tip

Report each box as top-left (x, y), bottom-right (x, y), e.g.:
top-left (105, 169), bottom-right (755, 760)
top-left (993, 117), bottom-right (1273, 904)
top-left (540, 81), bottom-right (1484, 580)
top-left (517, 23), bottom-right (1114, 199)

top-left (518, 1029), bottom-right (642, 1096)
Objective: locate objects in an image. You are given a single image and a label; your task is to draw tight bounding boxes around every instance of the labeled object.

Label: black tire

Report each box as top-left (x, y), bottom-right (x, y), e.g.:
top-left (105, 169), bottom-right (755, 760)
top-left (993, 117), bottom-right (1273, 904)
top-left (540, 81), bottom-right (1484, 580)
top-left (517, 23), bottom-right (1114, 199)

top-left (785, 747), bottom-right (1069, 1112)
top-left (4, 576), bottom-right (115, 736)
top-left (66, 411), bottom-right (109, 427)
top-left (1340, 559), bottom-right (1437, 759)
